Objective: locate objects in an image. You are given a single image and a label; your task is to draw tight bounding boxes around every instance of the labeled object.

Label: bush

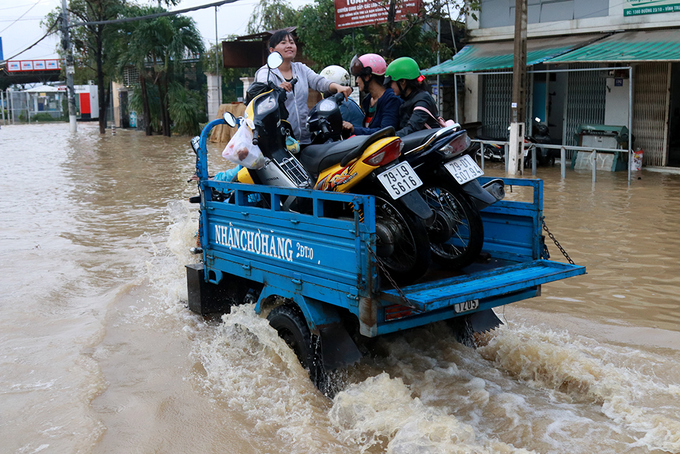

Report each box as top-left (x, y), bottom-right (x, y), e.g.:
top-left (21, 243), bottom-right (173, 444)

top-left (32, 113), bottom-right (61, 122)
top-left (169, 82), bottom-right (204, 135)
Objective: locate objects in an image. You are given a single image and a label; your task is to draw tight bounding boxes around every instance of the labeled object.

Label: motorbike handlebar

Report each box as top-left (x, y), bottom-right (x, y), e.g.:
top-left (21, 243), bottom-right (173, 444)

top-left (252, 129), bottom-right (259, 145)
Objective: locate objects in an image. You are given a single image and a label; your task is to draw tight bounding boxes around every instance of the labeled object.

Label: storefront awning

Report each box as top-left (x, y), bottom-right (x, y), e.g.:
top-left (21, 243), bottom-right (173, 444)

top-left (545, 29), bottom-right (680, 63)
top-left (422, 34), bottom-right (603, 75)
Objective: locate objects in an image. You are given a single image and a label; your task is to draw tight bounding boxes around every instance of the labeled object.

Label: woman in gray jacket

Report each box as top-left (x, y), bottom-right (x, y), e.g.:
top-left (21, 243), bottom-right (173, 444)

top-left (254, 30), bottom-right (352, 144)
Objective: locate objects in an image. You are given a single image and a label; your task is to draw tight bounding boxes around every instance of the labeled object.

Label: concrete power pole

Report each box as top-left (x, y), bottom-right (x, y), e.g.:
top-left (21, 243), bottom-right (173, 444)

top-left (508, 0), bottom-right (527, 175)
top-left (60, 0), bottom-right (77, 133)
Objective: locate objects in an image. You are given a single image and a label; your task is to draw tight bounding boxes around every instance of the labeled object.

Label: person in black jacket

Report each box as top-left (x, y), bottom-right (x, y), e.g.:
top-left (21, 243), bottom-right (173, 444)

top-left (342, 53), bottom-right (402, 136)
top-left (384, 57), bottom-right (441, 137)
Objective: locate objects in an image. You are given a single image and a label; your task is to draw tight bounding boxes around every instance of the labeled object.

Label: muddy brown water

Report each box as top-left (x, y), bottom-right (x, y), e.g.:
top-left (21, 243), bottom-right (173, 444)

top-left (1, 123), bottom-right (679, 453)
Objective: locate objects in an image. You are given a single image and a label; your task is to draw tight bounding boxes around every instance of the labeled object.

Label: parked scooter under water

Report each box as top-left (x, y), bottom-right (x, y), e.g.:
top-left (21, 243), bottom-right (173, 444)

top-left (221, 52), bottom-right (434, 285)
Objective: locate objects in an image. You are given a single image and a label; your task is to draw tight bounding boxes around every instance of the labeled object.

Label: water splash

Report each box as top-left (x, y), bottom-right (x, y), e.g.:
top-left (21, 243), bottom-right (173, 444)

top-left (480, 323), bottom-right (680, 452)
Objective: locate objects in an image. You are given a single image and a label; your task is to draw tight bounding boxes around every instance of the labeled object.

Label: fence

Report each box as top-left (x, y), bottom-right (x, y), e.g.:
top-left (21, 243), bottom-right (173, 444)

top-left (472, 139), bottom-right (634, 184)
top-left (1, 89), bottom-right (66, 125)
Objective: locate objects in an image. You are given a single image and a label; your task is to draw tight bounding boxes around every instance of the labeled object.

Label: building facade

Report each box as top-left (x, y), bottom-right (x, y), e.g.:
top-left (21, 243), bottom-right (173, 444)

top-left (424, 0), bottom-right (680, 167)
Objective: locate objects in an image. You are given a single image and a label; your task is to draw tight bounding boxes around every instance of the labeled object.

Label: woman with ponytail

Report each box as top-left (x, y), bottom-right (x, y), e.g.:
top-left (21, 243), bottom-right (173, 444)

top-left (384, 57), bottom-right (441, 137)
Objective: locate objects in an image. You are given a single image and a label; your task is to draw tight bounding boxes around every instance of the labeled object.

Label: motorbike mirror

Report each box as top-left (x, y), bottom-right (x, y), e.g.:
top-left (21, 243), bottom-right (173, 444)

top-left (267, 51), bottom-right (284, 70)
top-left (223, 112), bottom-right (237, 127)
top-left (190, 136), bottom-right (200, 154)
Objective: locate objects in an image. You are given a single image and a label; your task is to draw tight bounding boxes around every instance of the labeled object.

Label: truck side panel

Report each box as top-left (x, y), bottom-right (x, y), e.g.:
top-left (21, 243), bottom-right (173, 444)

top-left (201, 182), bottom-right (376, 312)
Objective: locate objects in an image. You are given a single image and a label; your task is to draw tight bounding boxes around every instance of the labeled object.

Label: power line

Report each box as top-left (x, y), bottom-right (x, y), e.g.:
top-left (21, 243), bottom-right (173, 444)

top-left (68, 0), bottom-right (241, 28)
top-left (1, 21), bottom-right (57, 62)
top-left (0, 0), bottom-right (41, 34)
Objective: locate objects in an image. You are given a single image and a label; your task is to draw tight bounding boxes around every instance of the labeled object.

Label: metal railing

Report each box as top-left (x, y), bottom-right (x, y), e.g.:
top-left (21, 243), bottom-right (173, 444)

top-left (472, 139), bottom-right (631, 183)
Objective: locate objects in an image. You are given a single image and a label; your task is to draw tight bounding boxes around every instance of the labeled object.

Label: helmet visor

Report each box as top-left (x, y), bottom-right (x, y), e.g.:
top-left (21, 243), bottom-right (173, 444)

top-left (349, 55), bottom-right (364, 77)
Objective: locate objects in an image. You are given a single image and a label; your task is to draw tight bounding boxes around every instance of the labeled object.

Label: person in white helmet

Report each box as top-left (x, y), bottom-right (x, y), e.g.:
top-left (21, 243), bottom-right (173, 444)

top-left (320, 65), bottom-right (364, 130)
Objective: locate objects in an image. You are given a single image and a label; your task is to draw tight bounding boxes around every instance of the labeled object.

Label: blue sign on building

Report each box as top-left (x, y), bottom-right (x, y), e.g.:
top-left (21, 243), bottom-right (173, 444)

top-left (0, 37), bottom-right (4, 62)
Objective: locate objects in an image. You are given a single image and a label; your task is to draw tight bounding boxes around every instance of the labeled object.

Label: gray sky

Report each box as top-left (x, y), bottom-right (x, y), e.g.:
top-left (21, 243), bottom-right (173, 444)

top-left (0, 0), bottom-right (311, 62)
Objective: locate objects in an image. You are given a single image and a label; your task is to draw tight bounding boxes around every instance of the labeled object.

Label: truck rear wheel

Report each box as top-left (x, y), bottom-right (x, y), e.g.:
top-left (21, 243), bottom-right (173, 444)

top-left (266, 305), bottom-right (329, 393)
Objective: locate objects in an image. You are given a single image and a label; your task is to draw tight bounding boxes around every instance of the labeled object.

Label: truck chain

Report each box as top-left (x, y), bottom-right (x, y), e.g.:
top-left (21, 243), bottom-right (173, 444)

top-left (366, 245), bottom-right (420, 312)
top-left (541, 217), bottom-right (575, 265)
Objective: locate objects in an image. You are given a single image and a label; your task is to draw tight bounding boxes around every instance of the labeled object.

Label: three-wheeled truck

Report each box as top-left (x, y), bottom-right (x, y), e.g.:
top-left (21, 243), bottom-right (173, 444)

top-left (186, 118), bottom-right (586, 392)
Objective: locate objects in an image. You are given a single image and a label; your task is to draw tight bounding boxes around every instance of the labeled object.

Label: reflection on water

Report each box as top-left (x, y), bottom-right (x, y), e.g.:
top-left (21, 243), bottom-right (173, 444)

top-left (1, 124), bottom-right (680, 454)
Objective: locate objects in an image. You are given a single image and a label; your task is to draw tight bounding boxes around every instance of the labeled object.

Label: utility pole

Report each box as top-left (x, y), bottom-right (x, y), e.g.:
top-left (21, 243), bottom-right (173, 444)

top-left (215, 6), bottom-right (221, 105)
top-left (60, 0), bottom-right (77, 133)
top-left (508, 0), bottom-right (527, 175)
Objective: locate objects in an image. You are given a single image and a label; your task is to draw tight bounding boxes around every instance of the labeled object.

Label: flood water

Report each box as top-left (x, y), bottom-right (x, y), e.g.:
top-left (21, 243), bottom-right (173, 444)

top-left (1, 123), bottom-right (679, 454)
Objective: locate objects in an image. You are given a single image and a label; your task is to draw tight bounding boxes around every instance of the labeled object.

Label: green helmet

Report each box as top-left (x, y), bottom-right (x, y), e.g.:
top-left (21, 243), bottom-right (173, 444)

top-left (384, 57), bottom-right (421, 84)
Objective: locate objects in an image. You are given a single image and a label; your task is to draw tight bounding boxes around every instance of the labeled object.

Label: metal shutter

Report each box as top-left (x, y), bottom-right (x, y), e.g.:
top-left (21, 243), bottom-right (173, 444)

top-left (633, 63), bottom-right (670, 166)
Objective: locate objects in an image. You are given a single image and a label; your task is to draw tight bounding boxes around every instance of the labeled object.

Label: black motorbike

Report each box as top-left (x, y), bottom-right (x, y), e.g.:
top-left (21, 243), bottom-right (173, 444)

top-left (306, 94), bottom-right (505, 271)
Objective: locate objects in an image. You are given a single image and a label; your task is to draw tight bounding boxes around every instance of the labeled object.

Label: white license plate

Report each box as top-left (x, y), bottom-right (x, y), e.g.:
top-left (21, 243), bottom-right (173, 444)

top-left (444, 154), bottom-right (484, 185)
top-left (453, 299), bottom-right (479, 314)
top-left (377, 162), bottom-right (423, 199)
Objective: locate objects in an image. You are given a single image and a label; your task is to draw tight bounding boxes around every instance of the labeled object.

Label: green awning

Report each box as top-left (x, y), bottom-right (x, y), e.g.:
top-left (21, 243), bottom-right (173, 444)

top-left (422, 34), bottom-right (602, 75)
top-left (546, 29), bottom-right (680, 63)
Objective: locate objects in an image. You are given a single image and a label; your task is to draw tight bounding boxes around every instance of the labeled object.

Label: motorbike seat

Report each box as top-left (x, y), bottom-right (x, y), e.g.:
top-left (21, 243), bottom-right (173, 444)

top-left (399, 129), bottom-right (439, 152)
top-left (299, 127), bottom-right (395, 177)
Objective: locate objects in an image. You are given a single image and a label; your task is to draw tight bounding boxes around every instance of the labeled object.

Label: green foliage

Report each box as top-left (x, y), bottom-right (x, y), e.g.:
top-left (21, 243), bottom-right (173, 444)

top-left (168, 82), bottom-right (204, 135)
top-left (247, 0), bottom-right (300, 34)
top-left (31, 113), bottom-right (62, 122)
top-left (129, 82), bottom-right (161, 131)
top-left (294, 0), bottom-right (457, 71)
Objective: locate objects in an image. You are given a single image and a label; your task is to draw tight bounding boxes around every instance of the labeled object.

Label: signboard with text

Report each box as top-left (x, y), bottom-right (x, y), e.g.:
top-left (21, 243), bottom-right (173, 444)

top-left (335, 0), bottom-right (422, 30)
top-left (624, 0), bottom-right (680, 16)
top-left (7, 59), bottom-right (61, 72)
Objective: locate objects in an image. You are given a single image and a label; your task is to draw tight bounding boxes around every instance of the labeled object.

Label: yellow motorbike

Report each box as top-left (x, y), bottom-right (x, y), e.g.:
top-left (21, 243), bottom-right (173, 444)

top-left (222, 52), bottom-right (433, 285)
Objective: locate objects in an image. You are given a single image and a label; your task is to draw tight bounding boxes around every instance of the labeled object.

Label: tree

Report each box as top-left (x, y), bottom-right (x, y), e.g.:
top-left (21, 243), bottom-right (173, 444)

top-left (115, 5), bottom-right (204, 136)
top-left (247, 0), bottom-right (299, 34)
top-left (45, 0), bottom-right (122, 134)
top-left (45, 0), bottom-right (184, 134)
top-left (283, 0), bottom-right (478, 70)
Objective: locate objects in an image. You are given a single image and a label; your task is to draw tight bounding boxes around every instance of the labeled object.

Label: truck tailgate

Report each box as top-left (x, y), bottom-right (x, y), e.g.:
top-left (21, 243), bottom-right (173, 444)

top-left (382, 260), bottom-right (585, 313)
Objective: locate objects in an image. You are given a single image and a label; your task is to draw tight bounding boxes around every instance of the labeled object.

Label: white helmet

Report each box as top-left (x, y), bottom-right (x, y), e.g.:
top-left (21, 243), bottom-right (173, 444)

top-left (320, 65), bottom-right (350, 86)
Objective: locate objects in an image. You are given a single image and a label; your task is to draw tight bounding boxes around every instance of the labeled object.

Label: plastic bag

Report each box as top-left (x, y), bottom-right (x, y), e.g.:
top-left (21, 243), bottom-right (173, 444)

top-left (631, 148), bottom-right (643, 171)
top-left (222, 119), bottom-right (265, 169)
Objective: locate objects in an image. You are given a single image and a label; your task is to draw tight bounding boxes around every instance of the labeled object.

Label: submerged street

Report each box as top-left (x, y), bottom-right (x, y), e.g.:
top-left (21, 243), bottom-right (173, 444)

top-left (1, 122), bottom-right (679, 453)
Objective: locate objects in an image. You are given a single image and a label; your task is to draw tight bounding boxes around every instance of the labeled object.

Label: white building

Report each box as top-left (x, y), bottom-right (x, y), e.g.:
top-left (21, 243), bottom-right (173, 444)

top-left (425, 0), bottom-right (680, 167)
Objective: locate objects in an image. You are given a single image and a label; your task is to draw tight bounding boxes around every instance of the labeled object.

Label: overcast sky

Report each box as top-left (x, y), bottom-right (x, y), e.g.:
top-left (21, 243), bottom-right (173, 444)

top-left (0, 0), bottom-right (312, 62)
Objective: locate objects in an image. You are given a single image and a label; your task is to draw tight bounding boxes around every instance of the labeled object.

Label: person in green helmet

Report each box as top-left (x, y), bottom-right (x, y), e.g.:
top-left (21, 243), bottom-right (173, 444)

top-left (384, 57), bottom-right (441, 137)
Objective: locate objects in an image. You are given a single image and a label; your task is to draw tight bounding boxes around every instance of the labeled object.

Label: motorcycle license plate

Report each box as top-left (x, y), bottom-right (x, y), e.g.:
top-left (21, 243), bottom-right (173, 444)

top-left (445, 154), bottom-right (484, 185)
top-left (377, 162), bottom-right (423, 199)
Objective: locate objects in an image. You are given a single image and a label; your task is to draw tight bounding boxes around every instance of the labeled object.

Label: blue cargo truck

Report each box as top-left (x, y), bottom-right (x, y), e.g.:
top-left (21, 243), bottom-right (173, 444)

top-left (186, 119), bottom-right (585, 392)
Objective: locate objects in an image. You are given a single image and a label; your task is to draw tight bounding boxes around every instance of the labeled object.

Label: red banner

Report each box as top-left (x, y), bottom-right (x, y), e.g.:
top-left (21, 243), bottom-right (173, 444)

top-left (334, 0), bottom-right (422, 30)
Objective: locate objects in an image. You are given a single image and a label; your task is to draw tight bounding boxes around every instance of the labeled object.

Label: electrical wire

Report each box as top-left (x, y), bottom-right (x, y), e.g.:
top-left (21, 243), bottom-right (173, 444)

top-left (68, 0), bottom-right (241, 28)
top-left (1, 20), bottom-right (57, 62)
top-left (0, 0), bottom-right (41, 34)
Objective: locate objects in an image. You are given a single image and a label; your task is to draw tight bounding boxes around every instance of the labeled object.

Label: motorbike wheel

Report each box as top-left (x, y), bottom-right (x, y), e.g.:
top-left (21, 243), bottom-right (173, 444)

top-left (368, 191), bottom-right (431, 286)
top-left (421, 181), bottom-right (484, 270)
